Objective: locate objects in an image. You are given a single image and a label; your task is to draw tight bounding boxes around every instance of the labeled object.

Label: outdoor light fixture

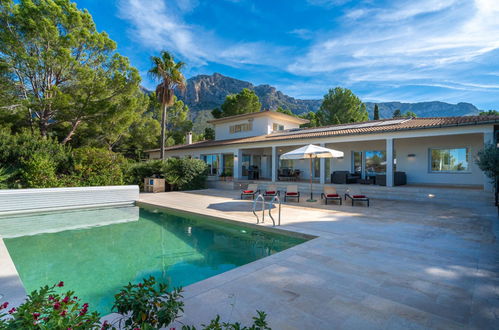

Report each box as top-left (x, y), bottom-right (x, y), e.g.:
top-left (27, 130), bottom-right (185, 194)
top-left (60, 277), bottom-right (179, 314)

top-left (407, 153), bottom-right (416, 158)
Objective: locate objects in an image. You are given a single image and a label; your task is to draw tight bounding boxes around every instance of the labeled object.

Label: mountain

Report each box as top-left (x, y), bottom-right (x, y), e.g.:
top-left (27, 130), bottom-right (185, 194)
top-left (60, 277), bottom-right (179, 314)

top-left (158, 72), bottom-right (482, 118)
top-left (364, 101), bottom-right (480, 118)
top-left (175, 73), bottom-right (320, 114)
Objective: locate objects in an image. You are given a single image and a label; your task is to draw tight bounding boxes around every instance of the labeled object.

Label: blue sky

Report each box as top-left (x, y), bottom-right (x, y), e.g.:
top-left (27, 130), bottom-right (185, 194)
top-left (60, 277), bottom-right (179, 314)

top-left (75, 0), bottom-right (499, 109)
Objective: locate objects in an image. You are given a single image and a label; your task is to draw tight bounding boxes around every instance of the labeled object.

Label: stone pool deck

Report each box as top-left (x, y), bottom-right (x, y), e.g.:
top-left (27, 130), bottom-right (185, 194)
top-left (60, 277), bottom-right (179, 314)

top-left (139, 189), bottom-right (499, 330)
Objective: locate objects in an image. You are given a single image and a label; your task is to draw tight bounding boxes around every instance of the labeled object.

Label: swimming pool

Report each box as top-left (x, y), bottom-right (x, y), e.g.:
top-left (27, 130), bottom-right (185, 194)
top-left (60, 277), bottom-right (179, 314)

top-left (2, 204), bottom-right (307, 314)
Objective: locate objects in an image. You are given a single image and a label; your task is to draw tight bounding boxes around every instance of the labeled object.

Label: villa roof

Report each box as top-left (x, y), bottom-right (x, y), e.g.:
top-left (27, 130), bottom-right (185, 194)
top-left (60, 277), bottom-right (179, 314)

top-left (147, 115), bottom-right (499, 152)
top-left (207, 110), bottom-right (310, 125)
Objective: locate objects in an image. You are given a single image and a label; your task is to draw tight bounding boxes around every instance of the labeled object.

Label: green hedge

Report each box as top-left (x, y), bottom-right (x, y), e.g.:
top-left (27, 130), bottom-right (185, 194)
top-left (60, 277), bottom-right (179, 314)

top-left (0, 131), bottom-right (208, 190)
top-left (125, 158), bottom-right (208, 191)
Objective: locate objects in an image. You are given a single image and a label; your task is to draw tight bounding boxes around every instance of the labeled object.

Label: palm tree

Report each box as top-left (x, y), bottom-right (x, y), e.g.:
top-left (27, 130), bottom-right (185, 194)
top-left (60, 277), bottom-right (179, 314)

top-left (149, 51), bottom-right (186, 160)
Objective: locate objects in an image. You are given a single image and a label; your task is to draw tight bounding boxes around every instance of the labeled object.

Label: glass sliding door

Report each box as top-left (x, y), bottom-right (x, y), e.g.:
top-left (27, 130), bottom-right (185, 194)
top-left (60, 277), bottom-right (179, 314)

top-left (352, 151), bottom-right (362, 175)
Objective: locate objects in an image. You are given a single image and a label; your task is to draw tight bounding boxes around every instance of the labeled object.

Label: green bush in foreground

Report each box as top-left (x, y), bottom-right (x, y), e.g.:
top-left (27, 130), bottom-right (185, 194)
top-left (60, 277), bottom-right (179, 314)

top-left (0, 277), bottom-right (270, 330)
top-left (125, 158), bottom-right (208, 191)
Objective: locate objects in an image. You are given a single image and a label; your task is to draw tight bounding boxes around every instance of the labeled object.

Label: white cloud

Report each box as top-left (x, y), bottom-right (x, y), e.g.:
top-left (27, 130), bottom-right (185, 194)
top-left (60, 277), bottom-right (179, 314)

top-left (118, 0), bottom-right (286, 68)
top-left (288, 0), bottom-right (499, 91)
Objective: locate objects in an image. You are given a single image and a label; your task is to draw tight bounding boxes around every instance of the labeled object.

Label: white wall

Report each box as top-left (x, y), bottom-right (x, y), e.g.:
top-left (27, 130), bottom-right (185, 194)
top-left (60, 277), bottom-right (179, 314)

top-left (214, 116), bottom-right (302, 141)
top-left (151, 125), bottom-right (492, 188)
top-left (395, 134), bottom-right (483, 186)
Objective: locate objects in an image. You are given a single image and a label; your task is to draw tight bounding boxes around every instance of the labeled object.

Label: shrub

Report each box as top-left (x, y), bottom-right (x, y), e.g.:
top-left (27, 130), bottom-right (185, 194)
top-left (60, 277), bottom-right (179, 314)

top-left (181, 311), bottom-right (271, 330)
top-left (162, 158), bottom-right (208, 190)
top-left (476, 143), bottom-right (499, 182)
top-left (0, 281), bottom-right (100, 329)
top-left (123, 160), bottom-right (164, 188)
top-left (19, 153), bottom-right (61, 188)
top-left (124, 158), bottom-right (208, 191)
top-left (0, 278), bottom-right (270, 330)
top-left (110, 276), bottom-right (184, 329)
top-left (69, 147), bottom-right (126, 186)
top-left (0, 130), bottom-right (71, 188)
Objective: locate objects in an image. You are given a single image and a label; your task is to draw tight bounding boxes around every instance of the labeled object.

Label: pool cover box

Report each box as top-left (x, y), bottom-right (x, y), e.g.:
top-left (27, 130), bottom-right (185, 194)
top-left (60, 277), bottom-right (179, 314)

top-left (0, 185), bottom-right (139, 214)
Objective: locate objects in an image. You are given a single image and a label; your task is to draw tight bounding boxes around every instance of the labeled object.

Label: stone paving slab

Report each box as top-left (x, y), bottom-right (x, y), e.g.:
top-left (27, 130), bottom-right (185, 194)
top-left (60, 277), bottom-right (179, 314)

top-left (140, 189), bottom-right (499, 329)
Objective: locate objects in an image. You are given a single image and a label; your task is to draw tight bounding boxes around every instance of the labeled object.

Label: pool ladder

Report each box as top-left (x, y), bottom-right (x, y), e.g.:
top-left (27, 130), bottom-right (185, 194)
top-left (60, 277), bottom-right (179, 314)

top-left (252, 194), bottom-right (281, 227)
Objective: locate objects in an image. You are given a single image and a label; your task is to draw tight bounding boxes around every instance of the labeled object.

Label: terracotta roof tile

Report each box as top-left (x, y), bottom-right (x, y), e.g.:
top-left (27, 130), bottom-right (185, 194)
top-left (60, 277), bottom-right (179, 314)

top-left (148, 116), bottom-right (499, 152)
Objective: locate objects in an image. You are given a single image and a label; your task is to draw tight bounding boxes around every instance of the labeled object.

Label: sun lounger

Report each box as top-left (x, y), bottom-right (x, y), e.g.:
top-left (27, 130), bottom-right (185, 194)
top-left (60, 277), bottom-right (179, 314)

top-left (284, 185), bottom-right (300, 202)
top-left (263, 184), bottom-right (279, 198)
top-left (344, 187), bottom-right (369, 207)
top-left (321, 186), bottom-right (342, 205)
top-left (241, 184), bottom-right (260, 200)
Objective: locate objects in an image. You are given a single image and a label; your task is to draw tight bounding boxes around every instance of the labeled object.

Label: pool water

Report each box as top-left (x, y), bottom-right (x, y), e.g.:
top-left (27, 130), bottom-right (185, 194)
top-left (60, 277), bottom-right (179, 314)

top-left (3, 205), bottom-right (306, 314)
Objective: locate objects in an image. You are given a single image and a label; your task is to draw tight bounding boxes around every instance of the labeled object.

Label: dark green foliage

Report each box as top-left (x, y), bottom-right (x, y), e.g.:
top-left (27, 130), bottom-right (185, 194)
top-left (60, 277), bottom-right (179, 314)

top-left (392, 109), bottom-right (402, 118)
top-left (111, 277), bottom-right (184, 330)
top-left (316, 87), bottom-right (368, 125)
top-left (123, 160), bottom-right (164, 189)
top-left (69, 147), bottom-right (126, 186)
top-left (0, 131), bottom-right (127, 188)
top-left (162, 158), bottom-right (208, 190)
top-left (275, 106), bottom-right (293, 116)
top-left (476, 144), bottom-right (499, 182)
top-left (0, 281), bottom-right (101, 329)
top-left (299, 111), bottom-right (319, 128)
top-left (204, 127), bottom-right (215, 140)
top-left (212, 88), bottom-right (261, 118)
top-left (19, 153), bottom-right (60, 188)
top-left (124, 158), bottom-right (208, 191)
top-left (373, 104), bottom-right (380, 120)
top-left (181, 311), bottom-right (271, 330)
top-left (479, 110), bottom-right (499, 116)
top-left (0, 0), bottom-right (143, 144)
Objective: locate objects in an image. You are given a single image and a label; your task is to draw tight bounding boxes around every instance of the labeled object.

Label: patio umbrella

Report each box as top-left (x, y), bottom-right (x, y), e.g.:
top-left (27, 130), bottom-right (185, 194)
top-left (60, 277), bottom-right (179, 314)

top-left (280, 144), bottom-right (344, 202)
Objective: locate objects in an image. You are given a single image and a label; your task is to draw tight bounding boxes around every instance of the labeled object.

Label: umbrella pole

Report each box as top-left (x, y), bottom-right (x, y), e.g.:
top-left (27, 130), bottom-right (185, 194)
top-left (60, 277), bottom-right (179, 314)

top-left (307, 156), bottom-right (316, 202)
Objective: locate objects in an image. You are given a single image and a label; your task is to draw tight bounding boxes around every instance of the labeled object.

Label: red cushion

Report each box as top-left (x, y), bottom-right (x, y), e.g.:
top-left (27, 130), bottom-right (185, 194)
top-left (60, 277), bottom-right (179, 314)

top-left (265, 191), bottom-right (276, 194)
top-left (353, 195), bottom-right (366, 198)
top-left (286, 192), bottom-right (298, 196)
top-left (243, 190), bottom-right (254, 194)
top-left (326, 194), bottom-right (339, 198)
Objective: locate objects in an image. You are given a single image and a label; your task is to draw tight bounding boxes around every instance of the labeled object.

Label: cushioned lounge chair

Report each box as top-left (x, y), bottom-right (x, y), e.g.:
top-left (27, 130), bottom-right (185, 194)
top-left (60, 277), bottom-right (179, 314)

top-left (263, 184), bottom-right (279, 198)
top-left (321, 186), bottom-right (342, 205)
top-left (284, 185), bottom-right (300, 203)
top-left (241, 184), bottom-right (260, 200)
top-left (344, 187), bottom-right (369, 207)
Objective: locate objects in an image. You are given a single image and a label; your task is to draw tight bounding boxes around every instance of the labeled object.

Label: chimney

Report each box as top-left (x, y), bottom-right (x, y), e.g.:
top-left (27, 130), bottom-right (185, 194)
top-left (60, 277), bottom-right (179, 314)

top-left (186, 131), bottom-right (193, 145)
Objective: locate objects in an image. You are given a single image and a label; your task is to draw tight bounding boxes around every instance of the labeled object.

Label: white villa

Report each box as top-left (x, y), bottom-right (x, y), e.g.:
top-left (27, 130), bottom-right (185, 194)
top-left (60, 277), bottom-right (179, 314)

top-left (146, 111), bottom-right (499, 194)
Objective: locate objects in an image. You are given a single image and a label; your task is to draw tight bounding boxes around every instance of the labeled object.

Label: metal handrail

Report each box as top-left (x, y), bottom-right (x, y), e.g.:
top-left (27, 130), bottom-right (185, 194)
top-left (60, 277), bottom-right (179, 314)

top-left (252, 194), bottom-right (265, 224)
top-left (268, 195), bottom-right (282, 227)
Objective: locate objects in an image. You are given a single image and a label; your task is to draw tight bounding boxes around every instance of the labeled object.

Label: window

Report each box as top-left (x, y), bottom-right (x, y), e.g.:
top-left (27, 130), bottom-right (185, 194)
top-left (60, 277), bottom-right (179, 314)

top-left (365, 150), bottom-right (386, 175)
top-left (229, 122), bottom-right (252, 134)
top-left (430, 148), bottom-right (469, 172)
top-left (201, 154), bottom-right (219, 175)
top-left (273, 123), bottom-right (284, 131)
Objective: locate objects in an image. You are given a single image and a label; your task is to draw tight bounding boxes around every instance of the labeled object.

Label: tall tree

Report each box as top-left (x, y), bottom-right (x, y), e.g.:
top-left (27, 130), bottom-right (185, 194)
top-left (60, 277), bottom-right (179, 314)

top-left (316, 87), bottom-right (368, 125)
top-left (0, 0), bottom-right (142, 143)
top-left (212, 88), bottom-right (261, 118)
top-left (373, 104), bottom-right (380, 120)
top-left (149, 51), bottom-right (186, 160)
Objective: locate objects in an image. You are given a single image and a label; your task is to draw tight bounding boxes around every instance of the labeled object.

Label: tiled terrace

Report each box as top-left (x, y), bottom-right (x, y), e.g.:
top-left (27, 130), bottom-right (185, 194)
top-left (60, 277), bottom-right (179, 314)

top-left (140, 189), bottom-right (499, 329)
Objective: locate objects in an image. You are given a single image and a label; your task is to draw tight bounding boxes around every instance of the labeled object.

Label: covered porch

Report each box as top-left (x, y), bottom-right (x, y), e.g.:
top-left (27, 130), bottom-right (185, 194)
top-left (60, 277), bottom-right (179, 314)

top-left (212, 130), bottom-right (491, 191)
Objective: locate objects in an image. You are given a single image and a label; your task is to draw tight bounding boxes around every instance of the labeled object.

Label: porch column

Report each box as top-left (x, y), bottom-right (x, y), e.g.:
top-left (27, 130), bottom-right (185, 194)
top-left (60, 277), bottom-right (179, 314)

top-left (218, 153), bottom-right (223, 176)
top-left (234, 149), bottom-right (243, 180)
top-left (483, 131), bottom-right (494, 192)
top-left (271, 146), bottom-right (277, 182)
top-left (386, 138), bottom-right (394, 187)
top-left (320, 143), bottom-right (326, 184)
